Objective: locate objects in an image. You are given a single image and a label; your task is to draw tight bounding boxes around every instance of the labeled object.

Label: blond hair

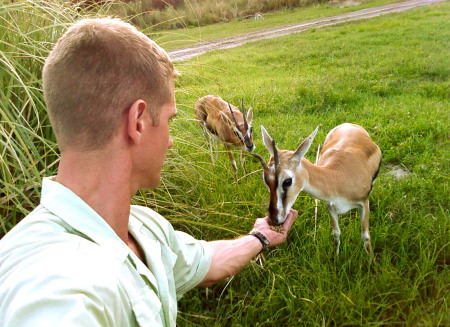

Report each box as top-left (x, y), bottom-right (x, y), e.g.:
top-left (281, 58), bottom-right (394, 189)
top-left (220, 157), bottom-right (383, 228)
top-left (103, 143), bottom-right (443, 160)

top-left (42, 18), bottom-right (178, 151)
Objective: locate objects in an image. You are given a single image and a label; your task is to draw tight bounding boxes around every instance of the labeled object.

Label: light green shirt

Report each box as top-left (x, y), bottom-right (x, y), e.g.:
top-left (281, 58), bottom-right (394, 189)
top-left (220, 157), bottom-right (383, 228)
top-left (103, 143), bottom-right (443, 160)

top-left (0, 177), bottom-right (212, 326)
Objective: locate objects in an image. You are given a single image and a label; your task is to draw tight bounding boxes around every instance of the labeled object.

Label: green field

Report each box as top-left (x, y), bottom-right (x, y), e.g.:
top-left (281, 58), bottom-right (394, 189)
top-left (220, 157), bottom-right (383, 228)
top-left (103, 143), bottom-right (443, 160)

top-left (147, 0), bottom-right (406, 51)
top-left (1, 0), bottom-right (449, 325)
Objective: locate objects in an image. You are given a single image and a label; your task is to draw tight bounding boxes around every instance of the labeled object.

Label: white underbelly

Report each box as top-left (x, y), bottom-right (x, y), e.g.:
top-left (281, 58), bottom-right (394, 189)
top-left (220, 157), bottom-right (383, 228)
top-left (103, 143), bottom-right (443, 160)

top-left (326, 198), bottom-right (359, 215)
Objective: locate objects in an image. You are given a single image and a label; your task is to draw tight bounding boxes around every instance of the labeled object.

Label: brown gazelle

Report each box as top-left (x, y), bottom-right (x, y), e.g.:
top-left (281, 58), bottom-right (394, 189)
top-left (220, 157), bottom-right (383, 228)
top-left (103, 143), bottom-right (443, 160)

top-left (252, 123), bottom-right (381, 260)
top-left (195, 95), bottom-right (255, 180)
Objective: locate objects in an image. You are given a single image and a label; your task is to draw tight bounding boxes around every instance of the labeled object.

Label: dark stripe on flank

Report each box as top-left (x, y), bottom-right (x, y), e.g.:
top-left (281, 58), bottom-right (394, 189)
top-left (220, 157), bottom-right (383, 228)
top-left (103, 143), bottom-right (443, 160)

top-left (205, 123), bottom-right (218, 136)
top-left (367, 158), bottom-right (382, 196)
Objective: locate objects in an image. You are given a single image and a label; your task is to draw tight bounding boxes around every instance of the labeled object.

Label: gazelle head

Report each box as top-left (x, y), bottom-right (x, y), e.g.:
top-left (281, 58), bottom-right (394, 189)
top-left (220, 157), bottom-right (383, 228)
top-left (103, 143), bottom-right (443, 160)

top-left (224, 101), bottom-right (254, 152)
top-left (252, 125), bottom-right (318, 225)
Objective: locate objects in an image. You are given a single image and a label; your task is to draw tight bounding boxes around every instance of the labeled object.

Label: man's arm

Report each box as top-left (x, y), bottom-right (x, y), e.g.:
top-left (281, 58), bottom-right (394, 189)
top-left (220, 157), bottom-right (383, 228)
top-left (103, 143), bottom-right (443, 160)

top-left (198, 209), bottom-right (297, 287)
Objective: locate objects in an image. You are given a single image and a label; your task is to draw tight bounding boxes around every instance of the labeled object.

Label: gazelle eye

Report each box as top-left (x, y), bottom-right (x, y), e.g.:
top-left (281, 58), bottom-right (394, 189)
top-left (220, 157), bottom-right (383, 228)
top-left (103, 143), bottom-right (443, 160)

top-left (282, 178), bottom-right (292, 188)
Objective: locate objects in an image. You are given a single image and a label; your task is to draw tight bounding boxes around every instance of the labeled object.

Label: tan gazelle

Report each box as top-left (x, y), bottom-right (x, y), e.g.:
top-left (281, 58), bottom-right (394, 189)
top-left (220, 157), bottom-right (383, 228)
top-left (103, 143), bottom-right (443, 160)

top-left (195, 95), bottom-right (255, 180)
top-left (252, 123), bottom-right (381, 259)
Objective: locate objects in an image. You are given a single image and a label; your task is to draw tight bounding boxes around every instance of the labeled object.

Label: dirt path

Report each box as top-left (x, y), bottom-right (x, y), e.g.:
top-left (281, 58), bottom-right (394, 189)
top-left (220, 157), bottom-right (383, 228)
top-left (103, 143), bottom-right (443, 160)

top-left (168, 0), bottom-right (446, 61)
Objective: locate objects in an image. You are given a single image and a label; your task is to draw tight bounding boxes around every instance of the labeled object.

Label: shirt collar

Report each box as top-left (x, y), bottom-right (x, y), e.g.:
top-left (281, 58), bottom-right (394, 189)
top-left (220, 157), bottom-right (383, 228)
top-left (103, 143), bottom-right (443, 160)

top-left (40, 177), bottom-right (129, 263)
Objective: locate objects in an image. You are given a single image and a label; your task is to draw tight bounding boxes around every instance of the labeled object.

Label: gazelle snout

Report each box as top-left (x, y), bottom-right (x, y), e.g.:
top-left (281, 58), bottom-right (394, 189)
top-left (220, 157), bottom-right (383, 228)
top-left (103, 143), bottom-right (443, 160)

top-left (245, 143), bottom-right (255, 152)
top-left (268, 209), bottom-right (288, 226)
top-left (267, 209), bottom-right (282, 226)
top-left (268, 194), bottom-right (296, 226)
top-left (267, 183), bottom-right (297, 226)
top-left (264, 169), bottom-right (298, 226)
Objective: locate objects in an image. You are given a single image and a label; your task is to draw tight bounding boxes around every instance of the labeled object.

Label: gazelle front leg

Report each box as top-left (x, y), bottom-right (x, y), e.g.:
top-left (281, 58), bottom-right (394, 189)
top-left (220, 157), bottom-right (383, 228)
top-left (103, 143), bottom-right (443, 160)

top-left (240, 150), bottom-right (247, 175)
top-left (359, 200), bottom-right (375, 261)
top-left (327, 206), bottom-right (341, 256)
top-left (225, 145), bottom-right (238, 181)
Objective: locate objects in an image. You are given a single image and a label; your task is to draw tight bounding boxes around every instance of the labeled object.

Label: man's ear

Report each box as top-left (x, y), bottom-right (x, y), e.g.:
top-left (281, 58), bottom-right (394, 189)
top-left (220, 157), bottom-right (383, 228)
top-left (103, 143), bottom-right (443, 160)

top-left (127, 99), bottom-right (147, 144)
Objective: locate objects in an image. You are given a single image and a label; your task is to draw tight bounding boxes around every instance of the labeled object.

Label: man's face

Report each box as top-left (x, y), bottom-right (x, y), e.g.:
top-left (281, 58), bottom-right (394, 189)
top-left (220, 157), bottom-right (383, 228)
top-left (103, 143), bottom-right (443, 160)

top-left (136, 81), bottom-right (177, 189)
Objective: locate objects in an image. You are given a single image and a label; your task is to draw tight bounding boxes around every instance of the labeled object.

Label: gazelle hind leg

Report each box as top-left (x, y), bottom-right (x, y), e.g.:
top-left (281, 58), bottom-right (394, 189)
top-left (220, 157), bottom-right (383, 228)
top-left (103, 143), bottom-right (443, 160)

top-left (203, 126), bottom-right (217, 164)
top-left (360, 200), bottom-right (375, 261)
top-left (327, 207), bottom-right (341, 256)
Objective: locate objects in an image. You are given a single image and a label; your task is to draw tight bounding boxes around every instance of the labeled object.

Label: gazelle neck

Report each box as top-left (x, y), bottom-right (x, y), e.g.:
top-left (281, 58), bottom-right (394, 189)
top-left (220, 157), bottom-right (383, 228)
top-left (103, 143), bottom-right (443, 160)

top-left (298, 158), bottom-right (335, 202)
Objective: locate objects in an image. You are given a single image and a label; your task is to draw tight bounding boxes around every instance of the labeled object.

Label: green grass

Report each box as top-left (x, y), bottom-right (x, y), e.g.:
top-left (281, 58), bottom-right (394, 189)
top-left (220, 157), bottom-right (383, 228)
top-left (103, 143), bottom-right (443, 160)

top-left (147, 0), bottom-right (405, 51)
top-left (1, 0), bottom-right (449, 325)
top-left (170, 3), bottom-right (449, 325)
top-left (0, 0), bottom-right (71, 234)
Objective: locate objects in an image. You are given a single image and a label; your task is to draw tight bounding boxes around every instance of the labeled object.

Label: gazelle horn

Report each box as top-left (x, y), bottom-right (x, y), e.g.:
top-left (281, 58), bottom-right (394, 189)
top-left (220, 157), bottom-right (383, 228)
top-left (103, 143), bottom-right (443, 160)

top-left (227, 102), bottom-right (239, 127)
top-left (241, 99), bottom-right (248, 130)
top-left (272, 139), bottom-right (280, 171)
top-left (251, 153), bottom-right (268, 170)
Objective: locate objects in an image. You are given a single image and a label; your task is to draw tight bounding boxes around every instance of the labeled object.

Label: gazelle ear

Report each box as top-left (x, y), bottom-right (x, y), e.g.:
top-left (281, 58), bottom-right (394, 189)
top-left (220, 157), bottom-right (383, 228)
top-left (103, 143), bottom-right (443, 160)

top-left (261, 125), bottom-right (274, 156)
top-left (292, 126), bottom-right (319, 162)
top-left (246, 107), bottom-right (253, 124)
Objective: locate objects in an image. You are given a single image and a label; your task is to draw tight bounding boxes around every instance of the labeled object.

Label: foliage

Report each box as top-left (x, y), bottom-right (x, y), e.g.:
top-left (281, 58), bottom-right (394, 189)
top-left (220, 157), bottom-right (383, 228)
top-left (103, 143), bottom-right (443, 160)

top-left (0, 0), bottom-right (79, 235)
top-left (95, 0), bottom-right (332, 31)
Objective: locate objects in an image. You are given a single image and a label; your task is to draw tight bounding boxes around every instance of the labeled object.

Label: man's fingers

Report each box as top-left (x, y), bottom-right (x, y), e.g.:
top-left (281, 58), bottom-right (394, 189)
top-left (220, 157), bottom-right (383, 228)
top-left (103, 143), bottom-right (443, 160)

top-left (282, 209), bottom-right (297, 232)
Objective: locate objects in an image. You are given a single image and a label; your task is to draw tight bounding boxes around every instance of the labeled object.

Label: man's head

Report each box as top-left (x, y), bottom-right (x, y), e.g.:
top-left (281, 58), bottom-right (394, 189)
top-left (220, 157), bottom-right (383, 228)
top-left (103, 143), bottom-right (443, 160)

top-left (42, 18), bottom-right (178, 152)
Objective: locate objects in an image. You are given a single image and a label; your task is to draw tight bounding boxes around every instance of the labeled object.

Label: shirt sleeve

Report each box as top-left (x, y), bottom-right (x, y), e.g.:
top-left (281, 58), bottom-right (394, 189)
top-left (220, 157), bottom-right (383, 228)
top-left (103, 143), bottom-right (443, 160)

top-left (130, 205), bottom-right (212, 300)
top-left (172, 230), bottom-right (212, 299)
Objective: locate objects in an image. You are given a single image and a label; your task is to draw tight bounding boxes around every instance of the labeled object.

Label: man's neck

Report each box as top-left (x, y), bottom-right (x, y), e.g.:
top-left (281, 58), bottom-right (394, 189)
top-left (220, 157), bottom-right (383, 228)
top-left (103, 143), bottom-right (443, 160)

top-left (56, 146), bottom-right (135, 243)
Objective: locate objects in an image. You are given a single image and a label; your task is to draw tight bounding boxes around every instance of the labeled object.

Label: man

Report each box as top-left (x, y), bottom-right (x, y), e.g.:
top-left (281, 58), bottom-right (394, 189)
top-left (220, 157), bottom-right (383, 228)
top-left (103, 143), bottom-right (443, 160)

top-left (0, 18), bottom-right (297, 326)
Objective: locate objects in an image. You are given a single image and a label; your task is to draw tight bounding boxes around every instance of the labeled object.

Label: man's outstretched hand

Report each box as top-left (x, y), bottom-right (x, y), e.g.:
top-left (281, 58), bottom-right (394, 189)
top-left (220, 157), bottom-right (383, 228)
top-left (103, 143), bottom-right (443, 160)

top-left (250, 209), bottom-right (298, 247)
